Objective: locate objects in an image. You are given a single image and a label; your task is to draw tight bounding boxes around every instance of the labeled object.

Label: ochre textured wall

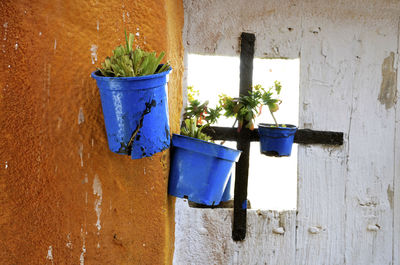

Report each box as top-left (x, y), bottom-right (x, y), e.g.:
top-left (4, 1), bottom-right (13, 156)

top-left (0, 1), bottom-right (183, 264)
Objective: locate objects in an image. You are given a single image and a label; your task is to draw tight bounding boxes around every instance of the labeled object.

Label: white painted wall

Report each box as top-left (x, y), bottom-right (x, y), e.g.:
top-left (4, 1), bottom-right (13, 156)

top-left (175, 1), bottom-right (400, 264)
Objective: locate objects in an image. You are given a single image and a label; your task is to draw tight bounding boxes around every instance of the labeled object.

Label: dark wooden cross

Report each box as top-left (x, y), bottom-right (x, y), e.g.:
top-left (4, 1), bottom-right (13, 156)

top-left (202, 32), bottom-right (343, 241)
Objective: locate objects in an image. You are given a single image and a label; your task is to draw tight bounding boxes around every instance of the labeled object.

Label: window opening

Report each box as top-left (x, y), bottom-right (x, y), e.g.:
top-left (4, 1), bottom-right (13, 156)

top-left (186, 54), bottom-right (300, 210)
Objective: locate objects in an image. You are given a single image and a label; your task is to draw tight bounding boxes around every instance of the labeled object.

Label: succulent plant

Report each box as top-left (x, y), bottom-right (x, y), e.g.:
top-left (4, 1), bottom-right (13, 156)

top-left (219, 84), bottom-right (264, 131)
top-left (219, 81), bottom-right (283, 130)
top-left (99, 31), bottom-right (170, 77)
top-left (183, 85), bottom-right (222, 129)
top-left (181, 80), bottom-right (283, 140)
top-left (180, 118), bottom-right (212, 141)
top-left (180, 86), bottom-right (222, 141)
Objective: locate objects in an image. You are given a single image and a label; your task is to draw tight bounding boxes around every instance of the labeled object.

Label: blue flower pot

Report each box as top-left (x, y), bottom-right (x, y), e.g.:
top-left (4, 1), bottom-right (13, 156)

top-left (91, 67), bottom-right (172, 159)
top-left (258, 124), bottom-right (297, 157)
top-left (168, 134), bottom-right (241, 206)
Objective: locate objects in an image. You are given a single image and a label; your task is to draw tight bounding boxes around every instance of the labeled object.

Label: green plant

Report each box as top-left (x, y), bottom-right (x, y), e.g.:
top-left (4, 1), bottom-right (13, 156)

top-left (99, 32), bottom-right (170, 77)
top-left (181, 86), bottom-right (222, 141)
top-left (219, 84), bottom-right (264, 131)
top-left (180, 80), bottom-right (283, 140)
top-left (219, 81), bottom-right (283, 130)
top-left (183, 86), bottom-right (221, 124)
top-left (181, 118), bottom-right (211, 141)
top-left (261, 81), bottom-right (282, 127)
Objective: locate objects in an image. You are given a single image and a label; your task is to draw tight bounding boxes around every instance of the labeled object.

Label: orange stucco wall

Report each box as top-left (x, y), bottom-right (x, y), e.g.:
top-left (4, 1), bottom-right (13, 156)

top-left (0, 1), bottom-right (183, 264)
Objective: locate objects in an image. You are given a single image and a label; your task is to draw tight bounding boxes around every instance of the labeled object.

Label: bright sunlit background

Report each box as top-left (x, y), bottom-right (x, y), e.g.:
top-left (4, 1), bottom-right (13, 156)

top-left (186, 54), bottom-right (299, 210)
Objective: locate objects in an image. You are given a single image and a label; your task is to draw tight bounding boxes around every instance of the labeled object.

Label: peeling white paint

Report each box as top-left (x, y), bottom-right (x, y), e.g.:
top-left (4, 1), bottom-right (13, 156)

top-left (80, 228), bottom-right (86, 265)
top-left (3, 23), bottom-right (7, 41)
top-left (84, 174), bottom-right (88, 184)
top-left (66, 233), bottom-right (73, 249)
top-left (308, 226), bottom-right (323, 234)
top-left (39, 31), bottom-right (42, 36)
top-left (367, 224), bottom-right (381, 231)
top-left (46, 246), bottom-right (54, 264)
top-left (233, 250), bottom-right (239, 265)
top-left (90, 44), bottom-right (98, 64)
top-left (14, 43), bottom-right (18, 50)
top-left (273, 227), bottom-right (285, 234)
top-left (57, 117), bottom-right (62, 129)
top-left (78, 107), bottom-right (85, 124)
top-left (93, 174), bottom-right (102, 231)
top-left (78, 143), bottom-right (84, 167)
top-left (96, 20), bottom-right (99, 31)
top-left (5, 161), bottom-right (8, 169)
top-left (197, 226), bottom-right (208, 235)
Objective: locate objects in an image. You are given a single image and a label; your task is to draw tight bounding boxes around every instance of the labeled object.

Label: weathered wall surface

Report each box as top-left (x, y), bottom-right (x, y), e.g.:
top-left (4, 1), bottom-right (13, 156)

top-left (175, 200), bottom-right (297, 264)
top-left (175, 1), bottom-right (400, 264)
top-left (0, 1), bottom-right (183, 264)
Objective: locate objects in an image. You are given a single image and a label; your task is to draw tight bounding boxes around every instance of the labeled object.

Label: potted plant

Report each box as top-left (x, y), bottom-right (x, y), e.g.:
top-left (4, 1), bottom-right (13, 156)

top-left (258, 81), bottom-right (297, 157)
top-left (168, 88), bottom-right (241, 206)
top-left (91, 32), bottom-right (172, 159)
top-left (219, 82), bottom-right (297, 157)
top-left (219, 84), bottom-right (264, 131)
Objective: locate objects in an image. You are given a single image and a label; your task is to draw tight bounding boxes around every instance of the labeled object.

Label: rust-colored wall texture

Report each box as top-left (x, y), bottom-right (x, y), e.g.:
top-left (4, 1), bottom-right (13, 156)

top-left (0, 0), bottom-right (183, 264)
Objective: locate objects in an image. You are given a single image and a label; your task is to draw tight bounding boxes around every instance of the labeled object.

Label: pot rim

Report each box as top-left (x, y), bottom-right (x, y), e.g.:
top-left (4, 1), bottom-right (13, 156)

top-left (172, 134), bottom-right (241, 162)
top-left (91, 66), bottom-right (172, 82)
top-left (258, 123), bottom-right (297, 130)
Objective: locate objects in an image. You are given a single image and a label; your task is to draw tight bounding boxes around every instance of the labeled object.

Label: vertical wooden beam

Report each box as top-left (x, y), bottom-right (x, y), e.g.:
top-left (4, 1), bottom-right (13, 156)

top-left (232, 32), bottom-right (255, 241)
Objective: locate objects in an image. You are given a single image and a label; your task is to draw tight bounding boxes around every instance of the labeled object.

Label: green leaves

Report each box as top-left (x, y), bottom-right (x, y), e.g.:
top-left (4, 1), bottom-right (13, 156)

top-left (262, 81), bottom-right (282, 111)
top-left (260, 81), bottom-right (282, 127)
top-left (206, 106), bottom-right (222, 125)
top-left (183, 86), bottom-right (222, 128)
top-left (99, 32), bottom-right (170, 77)
top-left (181, 86), bottom-right (222, 141)
top-left (219, 81), bottom-right (283, 130)
top-left (181, 118), bottom-right (211, 141)
top-left (219, 86), bottom-right (264, 131)
top-left (181, 80), bottom-right (284, 139)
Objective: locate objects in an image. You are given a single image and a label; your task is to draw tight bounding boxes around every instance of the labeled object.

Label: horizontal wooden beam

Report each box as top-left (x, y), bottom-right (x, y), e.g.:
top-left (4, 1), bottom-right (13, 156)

top-left (202, 126), bottom-right (344, 145)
